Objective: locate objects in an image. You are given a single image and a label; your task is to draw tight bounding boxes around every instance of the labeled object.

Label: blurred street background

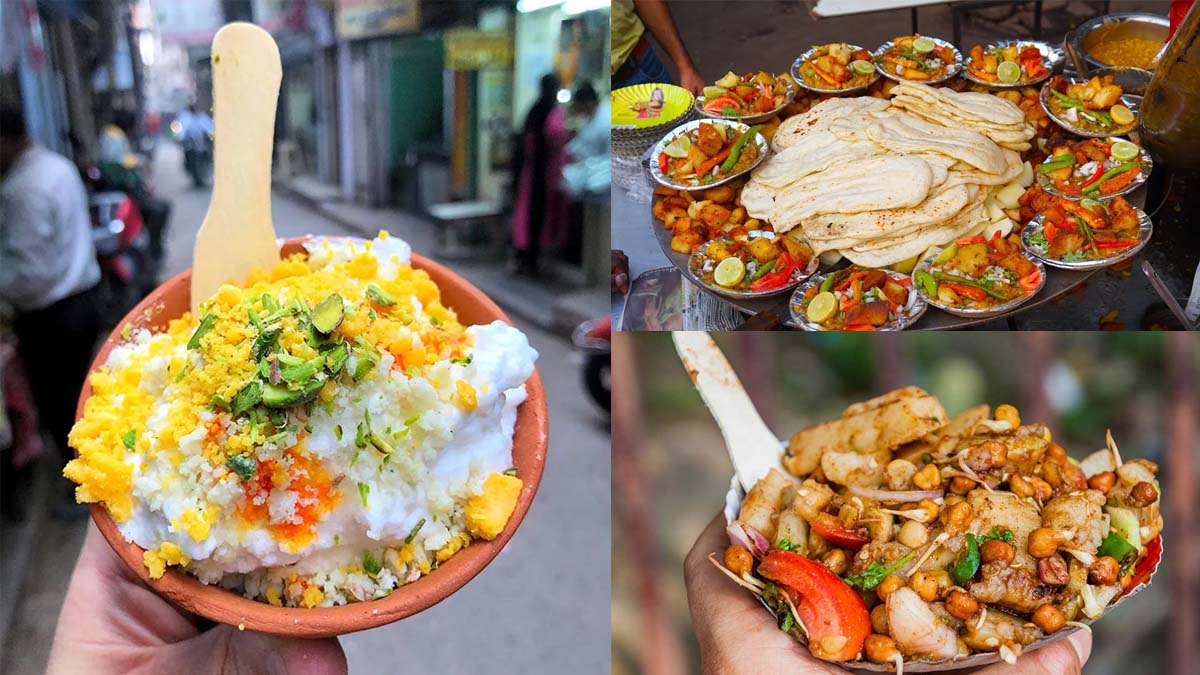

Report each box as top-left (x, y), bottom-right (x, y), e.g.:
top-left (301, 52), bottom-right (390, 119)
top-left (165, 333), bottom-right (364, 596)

top-left (1, 1), bottom-right (610, 672)
top-left (612, 331), bottom-right (1198, 675)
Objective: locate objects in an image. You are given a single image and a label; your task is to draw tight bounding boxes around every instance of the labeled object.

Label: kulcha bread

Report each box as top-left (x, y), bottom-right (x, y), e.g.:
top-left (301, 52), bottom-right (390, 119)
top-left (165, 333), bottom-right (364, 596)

top-left (740, 82), bottom-right (1035, 266)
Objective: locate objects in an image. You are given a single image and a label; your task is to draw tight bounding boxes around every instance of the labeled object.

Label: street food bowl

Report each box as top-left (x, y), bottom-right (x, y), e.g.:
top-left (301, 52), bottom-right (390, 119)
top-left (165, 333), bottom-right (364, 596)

top-left (721, 474), bottom-right (1163, 671)
top-left (75, 236), bottom-right (549, 637)
top-left (1066, 12), bottom-right (1170, 75)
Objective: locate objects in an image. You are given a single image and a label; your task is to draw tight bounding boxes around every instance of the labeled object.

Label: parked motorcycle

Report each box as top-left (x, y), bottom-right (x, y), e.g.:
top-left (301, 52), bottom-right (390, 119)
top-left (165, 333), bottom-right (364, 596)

top-left (572, 317), bottom-right (611, 413)
top-left (84, 167), bottom-right (155, 324)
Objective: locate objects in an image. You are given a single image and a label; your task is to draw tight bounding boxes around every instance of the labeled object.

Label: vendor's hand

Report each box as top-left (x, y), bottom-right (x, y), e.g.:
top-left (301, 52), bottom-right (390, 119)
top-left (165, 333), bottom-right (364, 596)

top-left (684, 513), bottom-right (1093, 674)
top-left (678, 65), bottom-right (706, 96)
top-left (47, 522), bottom-right (347, 675)
top-left (612, 249), bottom-right (631, 295)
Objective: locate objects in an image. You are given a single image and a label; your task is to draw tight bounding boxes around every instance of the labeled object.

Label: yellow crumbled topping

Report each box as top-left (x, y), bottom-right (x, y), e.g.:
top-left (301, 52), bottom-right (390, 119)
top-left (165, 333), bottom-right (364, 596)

top-left (465, 472), bottom-right (523, 540)
top-left (397, 543), bottom-right (415, 564)
top-left (265, 586), bottom-right (283, 606)
top-left (435, 532), bottom-right (472, 562)
top-left (143, 542), bottom-right (190, 580)
top-left (300, 585), bottom-right (324, 608)
top-left (455, 380), bottom-right (478, 410)
top-left (63, 234), bottom-right (476, 561)
top-left (172, 508), bottom-right (212, 542)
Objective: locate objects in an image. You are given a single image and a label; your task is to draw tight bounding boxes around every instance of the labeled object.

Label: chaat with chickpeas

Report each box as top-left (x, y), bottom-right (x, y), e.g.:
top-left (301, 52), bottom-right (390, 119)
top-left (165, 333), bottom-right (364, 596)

top-left (713, 387), bottom-right (1162, 670)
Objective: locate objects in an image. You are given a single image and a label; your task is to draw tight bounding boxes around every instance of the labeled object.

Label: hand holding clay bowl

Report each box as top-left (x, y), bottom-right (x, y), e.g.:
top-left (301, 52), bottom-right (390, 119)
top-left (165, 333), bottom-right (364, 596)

top-left (65, 24), bottom-right (547, 637)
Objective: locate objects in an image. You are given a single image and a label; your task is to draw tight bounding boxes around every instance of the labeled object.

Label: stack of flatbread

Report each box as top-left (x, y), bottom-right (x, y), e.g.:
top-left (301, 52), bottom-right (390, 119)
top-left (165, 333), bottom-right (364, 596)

top-left (741, 84), bottom-right (1034, 267)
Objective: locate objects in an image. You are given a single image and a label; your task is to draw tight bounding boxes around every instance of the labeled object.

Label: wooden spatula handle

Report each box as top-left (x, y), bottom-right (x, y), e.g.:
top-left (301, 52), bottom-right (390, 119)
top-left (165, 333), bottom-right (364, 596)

top-left (190, 22), bottom-right (282, 314)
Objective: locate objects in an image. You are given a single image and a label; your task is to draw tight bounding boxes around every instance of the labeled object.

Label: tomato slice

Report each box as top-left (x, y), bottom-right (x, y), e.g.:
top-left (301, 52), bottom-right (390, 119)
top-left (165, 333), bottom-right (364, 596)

top-left (758, 550), bottom-right (871, 662)
top-left (810, 517), bottom-right (870, 549)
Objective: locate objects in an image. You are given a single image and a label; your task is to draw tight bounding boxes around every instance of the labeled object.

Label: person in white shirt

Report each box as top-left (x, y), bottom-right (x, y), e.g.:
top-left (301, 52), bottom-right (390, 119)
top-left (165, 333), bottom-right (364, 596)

top-left (0, 105), bottom-right (102, 504)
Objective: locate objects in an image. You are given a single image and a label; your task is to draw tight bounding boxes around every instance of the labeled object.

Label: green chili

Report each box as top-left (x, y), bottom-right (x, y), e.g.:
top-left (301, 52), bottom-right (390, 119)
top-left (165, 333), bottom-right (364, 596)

top-left (931, 271), bottom-right (1008, 299)
top-left (720, 125), bottom-right (765, 174)
top-left (951, 533), bottom-right (981, 586)
top-left (1083, 161), bottom-right (1136, 194)
top-left (747, 259), bottom-right (776, 283)
top-left (1038, 155), bottom-right (1076, 173)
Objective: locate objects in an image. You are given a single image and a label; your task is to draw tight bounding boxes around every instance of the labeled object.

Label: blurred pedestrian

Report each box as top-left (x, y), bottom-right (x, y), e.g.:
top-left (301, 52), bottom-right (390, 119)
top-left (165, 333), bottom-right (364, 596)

top-left (511, 73), bottom-right (569, 278)
top-left (176, 102), bottom-right (214, 188)
top-left (612, 0), bottom-right (704, 93)
top-left (97, 110), bottom-right (171, 266)
top-left (0, 105), bottom-right (102, 517)
top-left (564, 82), bottom-right (611, 198)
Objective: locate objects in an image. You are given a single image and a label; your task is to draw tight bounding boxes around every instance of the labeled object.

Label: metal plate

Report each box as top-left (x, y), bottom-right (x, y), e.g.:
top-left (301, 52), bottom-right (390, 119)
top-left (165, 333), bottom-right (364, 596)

top-left (913, 247), bottom-right (1048, 318)
top-left (790, 44), bottom-right (879, 95)
top-left (1023, 207), bottom-right (1153, 270)
top-left (694, 78), bottom-right (796, 125)
top-left (874, 36), bottom-right (963, 85)
top-left (1036, 140), bottom-right (1152, 199)
top-left (961, 39), bottom-right (1064, 89)
top-left (1039, 77), bottom-right (1139, 137)
top-left (648, 119), bottom-right (770, 191)
top-left (786, 269), bottom-right (927, 331)
top-left (687, 235), bottom-right (820, 300)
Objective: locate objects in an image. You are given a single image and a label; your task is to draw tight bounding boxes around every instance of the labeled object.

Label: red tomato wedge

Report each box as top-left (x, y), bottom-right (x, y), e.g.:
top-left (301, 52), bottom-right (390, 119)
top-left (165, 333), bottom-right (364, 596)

top-left (758, 550), bottom-right (871, 662)
top-left (810, 518), bottom-right (870, 549)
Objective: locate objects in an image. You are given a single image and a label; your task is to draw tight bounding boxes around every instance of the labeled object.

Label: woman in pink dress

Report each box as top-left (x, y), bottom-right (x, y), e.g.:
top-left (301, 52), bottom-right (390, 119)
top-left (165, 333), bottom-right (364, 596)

top-left (512, 74), bottom-right (570, 277)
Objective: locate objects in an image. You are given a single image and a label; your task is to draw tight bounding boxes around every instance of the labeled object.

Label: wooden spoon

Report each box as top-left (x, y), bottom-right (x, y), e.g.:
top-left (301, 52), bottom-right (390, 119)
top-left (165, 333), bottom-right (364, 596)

top-left (190, 23), bottom-right (282, 315)
top-left (672, 332), bottom-right (783, 493)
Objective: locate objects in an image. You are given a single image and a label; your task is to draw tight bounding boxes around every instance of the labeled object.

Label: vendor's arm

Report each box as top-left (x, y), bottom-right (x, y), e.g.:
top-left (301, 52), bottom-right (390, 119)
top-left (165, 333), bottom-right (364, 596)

top-left (632, 0), bottom-right (705, 93)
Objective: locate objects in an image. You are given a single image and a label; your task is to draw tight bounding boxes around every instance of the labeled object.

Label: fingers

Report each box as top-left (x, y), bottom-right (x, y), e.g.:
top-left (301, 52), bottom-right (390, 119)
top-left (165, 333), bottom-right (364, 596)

top-left (972, 627), bottom-right (1092, 675)
top-left (159, 627), bottom-right (347, 675)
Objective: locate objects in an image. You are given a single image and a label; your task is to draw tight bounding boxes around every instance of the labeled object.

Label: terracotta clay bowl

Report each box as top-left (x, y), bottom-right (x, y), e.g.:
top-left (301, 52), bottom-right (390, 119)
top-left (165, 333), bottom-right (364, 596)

top-left (74, 236), bottom-right (549, 637)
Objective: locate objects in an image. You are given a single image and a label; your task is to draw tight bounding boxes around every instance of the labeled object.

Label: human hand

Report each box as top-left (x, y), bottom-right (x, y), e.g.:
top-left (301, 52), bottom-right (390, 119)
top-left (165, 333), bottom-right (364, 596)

top-left (612, 249), bottom-right (631, 295)
top-left (684, 513), bottom-right (1093, 674)
top-left (47, 522), bottom-right (347, 675)
top-left (678, 64), bottom-right (706, 96)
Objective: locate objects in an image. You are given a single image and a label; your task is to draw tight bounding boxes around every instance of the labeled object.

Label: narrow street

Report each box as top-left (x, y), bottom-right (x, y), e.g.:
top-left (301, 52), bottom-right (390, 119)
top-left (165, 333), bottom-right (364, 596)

top-left (0, 142), bottom-right (611, 674)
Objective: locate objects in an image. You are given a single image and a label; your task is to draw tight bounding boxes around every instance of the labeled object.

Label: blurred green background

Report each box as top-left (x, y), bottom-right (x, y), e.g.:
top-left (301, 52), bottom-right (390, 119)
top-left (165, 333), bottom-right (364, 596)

top-left (612, 332), bottom-right (1198, 675)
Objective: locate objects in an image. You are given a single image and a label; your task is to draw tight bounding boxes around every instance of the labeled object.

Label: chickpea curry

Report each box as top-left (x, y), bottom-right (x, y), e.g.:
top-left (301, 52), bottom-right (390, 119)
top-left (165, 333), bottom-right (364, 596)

top-left (715, 388), bottom-right (1163, 668)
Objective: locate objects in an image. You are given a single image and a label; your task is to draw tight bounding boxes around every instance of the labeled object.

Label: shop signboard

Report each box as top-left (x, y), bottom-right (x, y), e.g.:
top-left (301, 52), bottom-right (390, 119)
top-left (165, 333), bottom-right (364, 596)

top-left (151, 0), bottom-right (223, 46)
top-left (445, 29), bottom-right (513, 71)
top-left (335, 0), bottom-right (420, 40)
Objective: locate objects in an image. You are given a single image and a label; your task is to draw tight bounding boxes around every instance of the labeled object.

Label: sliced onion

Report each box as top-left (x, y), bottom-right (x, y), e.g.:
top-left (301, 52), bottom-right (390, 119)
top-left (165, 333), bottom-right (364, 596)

top-left (269, 358), bottom-right (282, 385)
top-left (847, 486), bottom-right (944, 503)
top-left (727, 520), bottom-right (770, 558)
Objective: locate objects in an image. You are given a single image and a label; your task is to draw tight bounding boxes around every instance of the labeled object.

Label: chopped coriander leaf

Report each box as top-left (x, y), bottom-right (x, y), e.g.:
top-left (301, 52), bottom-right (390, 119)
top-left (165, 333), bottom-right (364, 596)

top-left (121, 323), bottom-right (132, 340)
top-left (210, 394), bottom-right (230, 411)
top-left (122, 430), bottom-right (136, 449)
top-left (981, 526), bottom-right (1013, 543)
top-left (358, 482), bottom-right (370, 508)
top-left (781, 612), bottom-right (794, 633)
top-left (776, 537), bottom-right (800, 552)
top-left (429, 316), bottom-right (443, 327)
top-left (450, 355), bottom-right (472, 366)
top-left (405, 518), bottom-right (426, 544)
top-left (231, 381), bottom-right (263, 415)
top-left (225, 454), bottom-right (257, 480)
top-left (404, 413), bottom-right (422, 426)
top-left (334, 424), bottom-right (343, 440)
top-left (187, 313), bottom-right (217, 350)
top-left (503, 468), bottom-right (518, 477)
top-left (363, 551), bottom-right (382, 576)
top-left (844, 550), bottom-right (916, 590)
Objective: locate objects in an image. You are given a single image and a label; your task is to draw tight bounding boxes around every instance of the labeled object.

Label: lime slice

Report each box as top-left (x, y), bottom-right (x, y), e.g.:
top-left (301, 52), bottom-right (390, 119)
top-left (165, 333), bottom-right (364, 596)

top-left (713, 257), bottom-right (746, 288)
top-left (996, 61), bottom-right (1021, 84)
top-left (912, 37), bottom-right (936, 54)
top-left (806, 291), bottom-right (838, 324)
top-left (851, 59), bottom-right (875, 76)
top-left (1111, 104), bottom-right (1135, 126)
top-left (1110, 139), bottom-right (1140, 161)
top-left (663, 135), bottom-right (690, 159)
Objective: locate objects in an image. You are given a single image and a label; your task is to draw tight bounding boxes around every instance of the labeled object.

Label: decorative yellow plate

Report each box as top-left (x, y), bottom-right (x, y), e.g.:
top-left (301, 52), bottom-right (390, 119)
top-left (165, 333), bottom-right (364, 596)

top-left (611, 83), bottom-right (694, 130)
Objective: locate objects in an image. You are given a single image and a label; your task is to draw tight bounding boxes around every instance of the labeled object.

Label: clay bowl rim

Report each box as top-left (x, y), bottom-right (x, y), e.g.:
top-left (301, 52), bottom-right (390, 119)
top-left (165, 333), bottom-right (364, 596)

top-left (76, 235), bottom-right (549, 637)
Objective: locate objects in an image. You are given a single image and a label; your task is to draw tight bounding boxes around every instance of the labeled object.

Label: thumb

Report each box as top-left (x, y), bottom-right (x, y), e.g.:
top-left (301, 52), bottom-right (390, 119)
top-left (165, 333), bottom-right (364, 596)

top-left (161, 626), bottom-right (347, 675)
top-left (973, 627), bottom-right (1091, 675)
